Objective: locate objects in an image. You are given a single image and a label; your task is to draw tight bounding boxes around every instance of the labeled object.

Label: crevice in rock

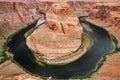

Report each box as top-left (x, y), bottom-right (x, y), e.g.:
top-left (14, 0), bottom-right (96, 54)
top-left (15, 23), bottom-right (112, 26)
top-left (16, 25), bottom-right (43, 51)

top-left (60, 23), bottom-right (65, 34)
top-left (14, 3), bottom-right (26, 24)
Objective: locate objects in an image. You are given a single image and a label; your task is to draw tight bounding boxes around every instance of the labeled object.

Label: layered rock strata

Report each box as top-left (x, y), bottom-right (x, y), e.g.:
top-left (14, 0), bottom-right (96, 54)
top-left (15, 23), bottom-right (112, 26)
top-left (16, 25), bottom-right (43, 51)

top-left (86, 3), bottom-right (120, 79)
top-left (26, 3), bottom-right (91, 65)
top-left (0, 61), bottom-right (41, 80)
top-left (87, 3), bottom-right (120, 47)
top-left (0, 2), bottom-right (42, 36)
top-left (94, 52), bottom-right (120, 80)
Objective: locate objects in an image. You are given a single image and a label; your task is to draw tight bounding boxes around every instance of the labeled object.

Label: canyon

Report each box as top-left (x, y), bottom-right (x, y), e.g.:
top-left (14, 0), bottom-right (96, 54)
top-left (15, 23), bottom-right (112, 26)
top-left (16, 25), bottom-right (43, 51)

top-left (86, 2), bottom-right (120, 80)
top-left (0, 0), bottom-right (120, 80)
top-left (87, 2), bottom-right (120, 47)
top-left (26, 3), bottom-right (85, 65)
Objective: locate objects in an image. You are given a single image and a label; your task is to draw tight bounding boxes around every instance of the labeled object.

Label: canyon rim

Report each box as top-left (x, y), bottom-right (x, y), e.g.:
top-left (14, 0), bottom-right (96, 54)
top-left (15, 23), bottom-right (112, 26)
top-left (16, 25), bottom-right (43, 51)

top-left (0, 0), bottom-right (120, 80)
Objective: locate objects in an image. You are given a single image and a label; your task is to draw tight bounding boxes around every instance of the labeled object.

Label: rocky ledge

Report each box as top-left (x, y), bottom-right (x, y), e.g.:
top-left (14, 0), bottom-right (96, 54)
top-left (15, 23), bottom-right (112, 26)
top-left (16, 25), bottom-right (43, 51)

top-left (94, 52), bottom-right (120, 80)
top-left (0, 61), bottom-right (41, 80)
top-left (86, 3), bottom-right (120, 47)
top-left (26, 3), bottom-right (92, 65)
top-left (86, 3), bottom-right (120, 79)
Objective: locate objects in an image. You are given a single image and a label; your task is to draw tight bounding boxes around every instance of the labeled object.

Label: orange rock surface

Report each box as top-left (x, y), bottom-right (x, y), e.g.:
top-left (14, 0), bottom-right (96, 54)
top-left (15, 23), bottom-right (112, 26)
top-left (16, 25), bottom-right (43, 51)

top-left (0, 1), bottom-right (43, 50)
top-left (87, 3), bottom-right (120, 47)
top-left (26, 3), bottom-right (82, 59)
top-left (87, 3), bottom-right (120, 80)
top-left (0, 2), bottom-right (42, 36)
top-left (94, 53), bottom-right (120, 80)
top-left (0, 0), bottom-right (120, 79)
top-left (46, 3), bottom-right (82, 39)
top-left (0, 61), bottom-right (41, 80)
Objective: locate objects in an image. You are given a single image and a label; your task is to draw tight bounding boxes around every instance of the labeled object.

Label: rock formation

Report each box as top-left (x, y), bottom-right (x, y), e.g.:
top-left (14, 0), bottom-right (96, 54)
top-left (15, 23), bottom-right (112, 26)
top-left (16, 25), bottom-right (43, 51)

top-left (86, 3), bottom-right (120, 79)
top-left (94, 52), bottom-right (120, 80)
top-left (0, 2), bottom-right (42, 37)
top-left (87, 3), bottom-right (120, 47)
top-left (26, 3), bottom-right (90, 65)
top-left (46, 3), bottom-right (82, 39)
top-left (35, 1), bottom-right (96, 17)
top-left (0, 0), bottom-right (120, 79)
top-left (0, 61), bottom-right (41, 80)
top-left (0, 1), bottom-right (43, 52)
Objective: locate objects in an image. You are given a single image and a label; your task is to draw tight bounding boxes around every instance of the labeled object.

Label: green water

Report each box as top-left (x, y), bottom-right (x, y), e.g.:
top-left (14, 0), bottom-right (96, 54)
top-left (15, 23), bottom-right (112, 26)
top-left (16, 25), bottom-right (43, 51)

top-left (7, 17), bottom-right (115, 79)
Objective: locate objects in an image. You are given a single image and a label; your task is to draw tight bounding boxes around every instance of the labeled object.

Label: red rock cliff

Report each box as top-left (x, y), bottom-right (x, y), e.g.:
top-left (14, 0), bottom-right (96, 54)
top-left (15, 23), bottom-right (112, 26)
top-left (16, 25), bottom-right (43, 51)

top-left (87, 3), bottom-right (120, 47)
top-left (0, 2), bottom-right (42, 37)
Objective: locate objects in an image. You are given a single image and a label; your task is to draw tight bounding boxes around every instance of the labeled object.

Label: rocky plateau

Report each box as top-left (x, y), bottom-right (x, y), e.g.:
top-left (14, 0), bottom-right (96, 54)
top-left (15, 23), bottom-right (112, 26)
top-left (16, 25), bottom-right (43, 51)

top-left (26, 3), bottom-right (92, 65)
top-left (0, 0), bottom-right (120, 80)
top-left (87, 2), bottom-right (120, 47)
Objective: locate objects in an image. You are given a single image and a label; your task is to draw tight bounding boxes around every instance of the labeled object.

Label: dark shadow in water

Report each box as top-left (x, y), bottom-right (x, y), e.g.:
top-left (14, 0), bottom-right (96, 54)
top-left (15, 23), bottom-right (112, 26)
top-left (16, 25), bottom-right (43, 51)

top-left (7, 17), bottom-right (114, 79)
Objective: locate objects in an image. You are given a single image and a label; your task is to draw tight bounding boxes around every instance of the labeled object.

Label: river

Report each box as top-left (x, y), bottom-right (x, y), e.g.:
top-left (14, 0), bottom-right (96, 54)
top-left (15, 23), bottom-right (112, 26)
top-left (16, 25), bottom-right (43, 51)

top-left (7, 17), bottom-right (115, 79)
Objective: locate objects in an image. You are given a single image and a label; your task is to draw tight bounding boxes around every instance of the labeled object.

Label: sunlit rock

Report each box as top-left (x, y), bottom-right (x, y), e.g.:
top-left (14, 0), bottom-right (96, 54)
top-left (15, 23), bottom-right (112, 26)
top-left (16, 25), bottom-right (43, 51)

top-left (87, 3), bottom-right (120, 47)
top-left (26, 3), bottom-right (92, 65)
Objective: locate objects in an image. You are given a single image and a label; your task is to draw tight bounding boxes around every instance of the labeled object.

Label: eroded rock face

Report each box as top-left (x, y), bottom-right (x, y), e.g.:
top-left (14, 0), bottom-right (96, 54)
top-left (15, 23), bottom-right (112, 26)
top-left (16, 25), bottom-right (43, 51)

top-left (46, 3), bottom-right (82, 39)
top-left (0, 61), bottom-right (41, 80)
top-left (26, 3), bottom-right (83, 65)
top-left (35, 1), bottom-right (96, 17)
top-left (0, 1), bottom-right (43, 51)
top-left (87, 3), bottom-right (120, 47)
top-left (94, 52), bottom-right (120, 80)
top-left (86, 3), bottom-right (120, 79)
top-left (0, 2), bottom-right (42, 37)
